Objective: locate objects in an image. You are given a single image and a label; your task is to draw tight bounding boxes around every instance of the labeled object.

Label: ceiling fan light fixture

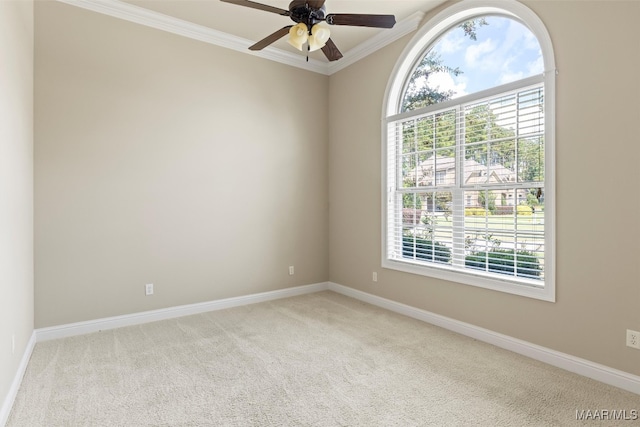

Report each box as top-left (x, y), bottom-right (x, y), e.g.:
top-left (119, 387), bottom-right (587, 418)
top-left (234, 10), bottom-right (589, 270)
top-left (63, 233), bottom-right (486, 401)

top-left (308, 23), bottom-right (330, 52)
top-left (287, 22), bottom-right (308, 51)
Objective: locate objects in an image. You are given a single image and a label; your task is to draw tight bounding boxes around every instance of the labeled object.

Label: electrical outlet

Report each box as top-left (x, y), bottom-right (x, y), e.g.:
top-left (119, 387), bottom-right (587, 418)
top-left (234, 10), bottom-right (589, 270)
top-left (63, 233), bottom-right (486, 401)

top-left (627, 329), bottom-right (640, 349)
top-left (289, 266), bottom-right (294, 275)
top-left (145, 283), bottom-right (154, 296)
top-left (372, 272), bottom-right (378, 282)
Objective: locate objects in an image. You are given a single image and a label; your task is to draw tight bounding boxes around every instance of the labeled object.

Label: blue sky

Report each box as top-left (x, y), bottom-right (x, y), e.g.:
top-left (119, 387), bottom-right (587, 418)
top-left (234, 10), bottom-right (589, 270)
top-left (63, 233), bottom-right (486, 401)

top-left (426, 16), bottom-right (543, 98)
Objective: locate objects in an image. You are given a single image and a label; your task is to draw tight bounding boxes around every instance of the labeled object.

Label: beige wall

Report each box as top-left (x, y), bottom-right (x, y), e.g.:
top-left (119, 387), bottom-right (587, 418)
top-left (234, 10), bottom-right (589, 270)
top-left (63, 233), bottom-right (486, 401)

top-left (0, 0), bottom-right (34, 415)
top-left (329, 0), bottom-right (640, 375)
top-left (34, 2), bottom-right (329, 327)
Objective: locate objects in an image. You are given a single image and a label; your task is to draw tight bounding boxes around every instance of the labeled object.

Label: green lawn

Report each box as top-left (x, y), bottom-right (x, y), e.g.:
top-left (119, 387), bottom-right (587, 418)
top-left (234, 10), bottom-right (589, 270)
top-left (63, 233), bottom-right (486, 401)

top-left (426, 211), bottom-right (546, 248)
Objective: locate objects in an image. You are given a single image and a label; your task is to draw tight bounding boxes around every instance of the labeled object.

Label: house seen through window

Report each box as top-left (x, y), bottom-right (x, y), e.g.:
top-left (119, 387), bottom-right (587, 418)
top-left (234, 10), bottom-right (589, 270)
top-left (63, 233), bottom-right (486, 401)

top-left (383, 3), bottom-right (556, 300)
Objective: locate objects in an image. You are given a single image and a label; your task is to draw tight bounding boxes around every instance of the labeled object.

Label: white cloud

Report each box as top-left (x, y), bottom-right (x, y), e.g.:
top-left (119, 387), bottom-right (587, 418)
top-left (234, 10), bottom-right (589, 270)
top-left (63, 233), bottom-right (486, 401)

top-left (465, 39), bottom-right (496, 68)
top-left (528, 53), bottom-right (544, 75)
top-left (498, 56), bottom-right (521, 84)
top-left (427, 71), bottom-right (468, 98)
top-left (523, 30), bottom-right (541, 51)
top-left (438, 31), bottom-right (465, 54)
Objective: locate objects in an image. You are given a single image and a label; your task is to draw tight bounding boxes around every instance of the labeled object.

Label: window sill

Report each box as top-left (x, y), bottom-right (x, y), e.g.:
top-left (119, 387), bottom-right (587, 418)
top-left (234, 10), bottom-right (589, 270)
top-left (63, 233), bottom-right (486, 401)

top-left (382, 258), bottom-right (555, 302)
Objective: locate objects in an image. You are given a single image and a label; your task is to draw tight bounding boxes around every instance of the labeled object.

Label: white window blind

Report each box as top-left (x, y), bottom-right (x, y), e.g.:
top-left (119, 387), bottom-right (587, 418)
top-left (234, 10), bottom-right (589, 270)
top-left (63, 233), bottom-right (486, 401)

top-left (385, 81), bottom-right (546, 288)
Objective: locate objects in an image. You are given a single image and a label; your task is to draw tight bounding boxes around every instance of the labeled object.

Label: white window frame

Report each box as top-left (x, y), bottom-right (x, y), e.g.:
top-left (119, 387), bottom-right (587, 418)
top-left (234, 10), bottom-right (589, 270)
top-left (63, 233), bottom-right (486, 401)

top-left (381, 0), bottom-right (556, 302)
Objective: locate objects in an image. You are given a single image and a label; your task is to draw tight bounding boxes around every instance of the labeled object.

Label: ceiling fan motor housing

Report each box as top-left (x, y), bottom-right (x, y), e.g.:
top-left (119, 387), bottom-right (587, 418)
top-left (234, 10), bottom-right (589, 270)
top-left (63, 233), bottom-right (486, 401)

top-left (289, 1), bottom-right (326, 28)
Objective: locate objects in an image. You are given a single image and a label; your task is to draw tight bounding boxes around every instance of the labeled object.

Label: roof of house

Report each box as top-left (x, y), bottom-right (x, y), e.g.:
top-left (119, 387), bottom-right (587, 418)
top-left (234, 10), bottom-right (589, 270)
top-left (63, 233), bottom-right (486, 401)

top-left (412, 155), bottom-right (516, 186)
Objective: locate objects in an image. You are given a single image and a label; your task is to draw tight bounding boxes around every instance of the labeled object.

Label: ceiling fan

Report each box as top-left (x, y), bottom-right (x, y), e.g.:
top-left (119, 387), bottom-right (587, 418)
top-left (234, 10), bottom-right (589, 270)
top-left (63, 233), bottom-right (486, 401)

top-left (220, 0), bottom-right (396, 61)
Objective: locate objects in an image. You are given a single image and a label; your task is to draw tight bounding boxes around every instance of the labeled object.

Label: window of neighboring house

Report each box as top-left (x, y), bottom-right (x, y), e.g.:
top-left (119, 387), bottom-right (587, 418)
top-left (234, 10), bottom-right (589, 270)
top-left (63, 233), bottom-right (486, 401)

top-left (382, 2), bottom-right (556, 301)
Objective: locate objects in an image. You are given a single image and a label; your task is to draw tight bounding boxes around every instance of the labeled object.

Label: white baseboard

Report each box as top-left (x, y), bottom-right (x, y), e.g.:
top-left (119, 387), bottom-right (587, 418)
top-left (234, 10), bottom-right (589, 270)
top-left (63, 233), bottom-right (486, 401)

top-left (327, 282), bottom-right (640, 396)
top-left (24, 279), bottom-right (640, 407)
top-left (0, 331), bottom-right (36, 427)
top-left (36, 282), bottom-right (329, 342)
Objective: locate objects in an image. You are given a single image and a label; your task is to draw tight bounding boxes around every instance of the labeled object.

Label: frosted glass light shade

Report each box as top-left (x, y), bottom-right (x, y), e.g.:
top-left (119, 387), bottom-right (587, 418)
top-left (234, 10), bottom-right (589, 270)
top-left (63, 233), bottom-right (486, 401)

top-left (308, 24), bottom-right (330, 52)
top-left (288, 23), bottom-right (309, 51)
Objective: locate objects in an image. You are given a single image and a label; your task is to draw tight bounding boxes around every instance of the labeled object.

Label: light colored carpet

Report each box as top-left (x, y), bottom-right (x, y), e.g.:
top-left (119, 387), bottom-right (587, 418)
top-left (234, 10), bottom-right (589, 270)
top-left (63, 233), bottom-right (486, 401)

top-left (7, 291), bottom-right (640, 426)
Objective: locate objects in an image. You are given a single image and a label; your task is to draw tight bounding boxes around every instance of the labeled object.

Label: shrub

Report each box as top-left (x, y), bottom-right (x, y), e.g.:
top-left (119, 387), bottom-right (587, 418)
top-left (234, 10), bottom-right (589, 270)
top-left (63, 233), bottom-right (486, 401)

top-left (516, 205), bottom-right (533, 216)
top-left (465, 249), bottom-right (541, 278)
top-left (402, 235), bottom-right (451, 263)
top-left (464, 207), bottom-right (490, 216)
top-left (403, 193), bottom-right (422, 210)
top-left (478, 190), bottom-right (497, 214)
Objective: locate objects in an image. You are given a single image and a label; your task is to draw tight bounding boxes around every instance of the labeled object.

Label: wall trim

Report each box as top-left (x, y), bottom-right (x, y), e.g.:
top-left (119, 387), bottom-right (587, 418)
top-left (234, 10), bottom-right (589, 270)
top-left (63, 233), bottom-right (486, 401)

top-left (54, 0), bottom-right (423, 76)
top-left (0, 331), bottom-right (36, 427)
top-left (36, 282), bottom-right (329, 342)
top-left (327, 282), bottom-right (640, 396)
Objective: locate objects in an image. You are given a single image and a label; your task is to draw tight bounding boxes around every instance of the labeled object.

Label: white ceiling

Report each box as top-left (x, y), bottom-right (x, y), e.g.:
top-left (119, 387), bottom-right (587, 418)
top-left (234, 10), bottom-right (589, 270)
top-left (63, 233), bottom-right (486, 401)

top-left (119, 0), bottom-right (446, 62)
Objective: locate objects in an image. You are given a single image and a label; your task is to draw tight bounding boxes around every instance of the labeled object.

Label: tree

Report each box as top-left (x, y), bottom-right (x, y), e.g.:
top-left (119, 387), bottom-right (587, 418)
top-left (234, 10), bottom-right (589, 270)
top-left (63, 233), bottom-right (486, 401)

top-left (401, 19), bottom-right (488, 112)
top-left (518, 137), bottom-right (545, 183)
top-left (403, 192), bottom-right (421, 209)
top-left (459, 18), bottom-right (488, 41)
top-left (464, 104), bottom-right (516, 168)
top-left (402, 51), bottom-right (462, 111)
top-left (478, 190), bottom-right (497, 214)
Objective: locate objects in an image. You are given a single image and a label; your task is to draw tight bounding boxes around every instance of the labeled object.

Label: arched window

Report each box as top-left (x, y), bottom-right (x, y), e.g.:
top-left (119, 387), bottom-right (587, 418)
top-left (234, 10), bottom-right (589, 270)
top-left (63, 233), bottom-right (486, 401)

top-left (382, 1), bottom-right (556, 301)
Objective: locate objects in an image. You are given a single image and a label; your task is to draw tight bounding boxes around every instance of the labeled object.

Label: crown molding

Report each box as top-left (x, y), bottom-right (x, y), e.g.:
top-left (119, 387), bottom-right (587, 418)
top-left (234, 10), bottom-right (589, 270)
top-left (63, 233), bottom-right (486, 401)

top-left (327, 11), bottom-right (425, 75)
top-left (55, 0), bottom-right (424, 76)
top-left (55, 0), bottom-right (329, 74)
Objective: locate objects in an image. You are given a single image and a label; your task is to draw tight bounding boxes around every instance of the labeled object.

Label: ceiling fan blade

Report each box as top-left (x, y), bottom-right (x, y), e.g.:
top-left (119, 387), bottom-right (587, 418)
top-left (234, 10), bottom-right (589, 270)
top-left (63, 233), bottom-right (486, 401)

top-left (321, 38), bottom-right (343, 62)
top-left (220, 0), bottom-right (290, 16)
top-left (325, 14), bottom-right (396, 28)
top-left (249, 26), bottom-right (292, 51)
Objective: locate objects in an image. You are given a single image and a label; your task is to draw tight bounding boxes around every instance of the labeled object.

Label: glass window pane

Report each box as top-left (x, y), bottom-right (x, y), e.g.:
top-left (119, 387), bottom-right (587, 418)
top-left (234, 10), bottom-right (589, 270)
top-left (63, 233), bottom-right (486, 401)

top-left (488, 140), bottom-right (516, 182)
top-left (518, 137), bottom-right (544, 182)
top-left (464, 145), bottom-right (488, 185)
top-left (416, 153), bottom-right (431, 187)
top-left (402, 120), bottom-right (415, 154)
top-left (416, 116), bottom-right (434, 151)
top-left (401, 155), bottom-right (417, 188)
top-left (435, 149), bottom-right (456, 185)
top-left (402, 192), bottom-right (453, 265)
top-left (435, 110), bottom-right (457, 148)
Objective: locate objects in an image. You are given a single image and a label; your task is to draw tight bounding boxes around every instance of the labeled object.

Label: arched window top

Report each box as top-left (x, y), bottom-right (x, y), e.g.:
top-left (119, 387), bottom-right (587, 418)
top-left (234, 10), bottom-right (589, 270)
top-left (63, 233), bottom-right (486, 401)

top-left (401, 15), bottom-right (543, 112)
top-left (385, 0), bottom-right (556, 118)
